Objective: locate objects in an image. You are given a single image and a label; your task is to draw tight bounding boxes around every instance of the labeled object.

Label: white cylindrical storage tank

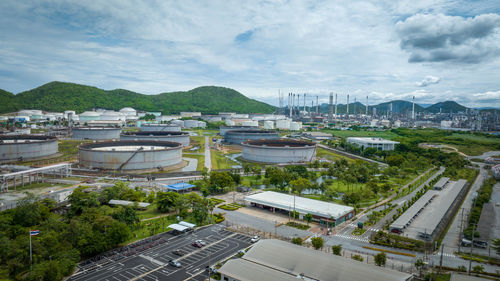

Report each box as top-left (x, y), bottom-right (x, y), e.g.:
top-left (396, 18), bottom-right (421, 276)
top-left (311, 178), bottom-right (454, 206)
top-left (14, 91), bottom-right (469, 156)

top-left (78, 140), bottom-right (182, 171)
top-left (224, 130), bottom-right (280, 144)
top-left (0, 135), bottom-right (58, 162)
top-left (171, 120), bottom-right (185, 127)
top-left (119, 107), bottom-right (137, 116)
top-left (242, 120), bottom-right (258, 127)
top-left (79, 111), bottom-right (101, 122)
top-left (290, 122), bottom-right (302, 131)
top-left (241, 139), bottom-right (316, 163)
top-left (184, 120), bottom-right (200, 128)
top-left (276, 119), bottom-right (291, 130)
top-left (141, 124), bottom-right (182, 132)
top-left (120, 131), bottom-right (190, 147)
top-left (263, 121), bottom-right (274, 130)
top-left (219, 126), bottom-right (260, 136)
top-left (72, 127), bottom-right (121, 140)
top-left (225, 119), bottom-right (235, 126)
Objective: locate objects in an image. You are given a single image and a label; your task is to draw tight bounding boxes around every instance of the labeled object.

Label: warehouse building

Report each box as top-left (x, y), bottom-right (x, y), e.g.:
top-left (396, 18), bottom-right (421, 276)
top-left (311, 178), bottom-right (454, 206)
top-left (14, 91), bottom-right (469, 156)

top-left (218, 239), bottom-right (413, 281)
top-left (433, 177), bottom-right (449, 190)
top-left (390, 179), bottom-right (468, 240)
top-left (245, 191), bottom-right (354, 226)
top-left (347, 137), bottom-right (400, 151)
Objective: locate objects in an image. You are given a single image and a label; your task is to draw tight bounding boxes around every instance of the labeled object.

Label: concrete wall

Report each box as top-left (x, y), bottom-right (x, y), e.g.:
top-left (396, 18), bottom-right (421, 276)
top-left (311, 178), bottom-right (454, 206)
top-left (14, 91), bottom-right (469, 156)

top-left (79, 145), bottom-right (182, 170)
top-left (242, 144), bottom-right (316, 163)
top-left (0, 137), bottom-right (58, 161)
top-left (224, 131), bottom-right (279, 144)
top-left (72, 128), bottom-right (121, 140)
top-left (120, 133), bottom-right (190, 147)
top-left (140, 124), bottom-right (182, 132)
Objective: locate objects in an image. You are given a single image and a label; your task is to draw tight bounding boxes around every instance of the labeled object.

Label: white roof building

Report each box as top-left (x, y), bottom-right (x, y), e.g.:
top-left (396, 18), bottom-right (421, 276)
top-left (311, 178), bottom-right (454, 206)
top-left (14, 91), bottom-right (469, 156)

top-left (245, 191), bottom-right (353, 221)
top-left (119, 107), bottom-right (137, 116)
top-left (347, 137), bottom-right (399, 151)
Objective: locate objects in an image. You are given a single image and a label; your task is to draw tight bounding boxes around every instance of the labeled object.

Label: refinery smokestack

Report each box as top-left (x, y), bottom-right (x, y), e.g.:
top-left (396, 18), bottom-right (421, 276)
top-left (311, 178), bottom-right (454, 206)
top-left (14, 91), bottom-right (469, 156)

top-left (329, 92), bottom-right (333, 121)
top-left (316, 96), bottom-right (319, 115)
top-left (347, 94), bottom-right (349, 118)
top-left (366, 96), bottom-right (368, 116)
top-left (335, 93), bottom-right (338, 119)
top-left (354, 97), bottom-right (357, 117)
top-left (303, 93), bottom-right (306, 115)
top-left (412, 96), bottom-right (415, 120)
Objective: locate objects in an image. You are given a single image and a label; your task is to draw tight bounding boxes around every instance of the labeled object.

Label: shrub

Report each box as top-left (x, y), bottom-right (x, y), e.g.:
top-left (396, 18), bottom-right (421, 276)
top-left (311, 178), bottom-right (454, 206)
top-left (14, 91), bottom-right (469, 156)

top-left (352, 254), bottom-right (364, 262)
top-left (291, 237), bottom-right (303, 245)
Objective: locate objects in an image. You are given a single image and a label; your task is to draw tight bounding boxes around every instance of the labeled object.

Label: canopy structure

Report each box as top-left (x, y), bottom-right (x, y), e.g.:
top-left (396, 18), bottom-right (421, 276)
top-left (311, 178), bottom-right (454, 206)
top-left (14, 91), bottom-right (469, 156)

top-left (164, 182), bottom-right (195, 192)
top-left (167, 223), bottom-right (190, 232)
top-left (178, 221), bottom-right (196, 229)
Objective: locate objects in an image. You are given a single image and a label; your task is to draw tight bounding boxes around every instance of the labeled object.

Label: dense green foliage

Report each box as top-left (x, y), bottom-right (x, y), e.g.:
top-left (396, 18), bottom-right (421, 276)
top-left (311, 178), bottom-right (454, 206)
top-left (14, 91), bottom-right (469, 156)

top-left (1, 82), bottom-right (275, 114)
top-left (425, 101), bottom-right (466, 113)
top-left (0, 182), bottom-right (214, 281)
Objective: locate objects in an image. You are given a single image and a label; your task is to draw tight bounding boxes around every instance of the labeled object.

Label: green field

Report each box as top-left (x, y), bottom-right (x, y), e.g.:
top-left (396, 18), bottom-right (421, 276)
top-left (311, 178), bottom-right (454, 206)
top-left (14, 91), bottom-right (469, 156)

top-left (183, 153), bottom-right (205, 171)
top-left (211, 150), bottom-right (239, 170)
top-left (316, 147), bottom-right (355, 163)
top-left (321, 129), bottom-right (399, 140)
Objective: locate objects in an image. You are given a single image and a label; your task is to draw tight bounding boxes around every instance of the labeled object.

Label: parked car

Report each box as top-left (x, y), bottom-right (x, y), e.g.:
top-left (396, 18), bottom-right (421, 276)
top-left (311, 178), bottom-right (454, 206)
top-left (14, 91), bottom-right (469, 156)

top-left (169, 259), bottom-right (182, 268)
top-left (192, 241), bottom-right (204, 248)
top-left (250, 236), bottom-right (260, 243)
top-left (195, 239), bottom-right (206, 246)
top-left (172, 249), bottom-right (186, 256)
top-left (206, 266), bottom-right (218, 274)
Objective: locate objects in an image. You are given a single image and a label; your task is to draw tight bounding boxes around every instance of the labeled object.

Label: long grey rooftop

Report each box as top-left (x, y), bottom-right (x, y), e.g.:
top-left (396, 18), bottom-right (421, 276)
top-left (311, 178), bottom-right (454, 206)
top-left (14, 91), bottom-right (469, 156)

top-left (219, 239), bottom-right (412, 281)
top-left (411, 179), bottom-right (467, 235)
top-left (434, 177), bottom-right (450, 189)
top-left (390, 190), bottom-right (438, 230)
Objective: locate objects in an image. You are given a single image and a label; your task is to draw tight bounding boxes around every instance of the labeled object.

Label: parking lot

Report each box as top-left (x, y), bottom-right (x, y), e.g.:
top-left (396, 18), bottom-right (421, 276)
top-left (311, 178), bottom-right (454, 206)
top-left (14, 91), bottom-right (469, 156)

top-left (68, 224), bottom-right (252, 281)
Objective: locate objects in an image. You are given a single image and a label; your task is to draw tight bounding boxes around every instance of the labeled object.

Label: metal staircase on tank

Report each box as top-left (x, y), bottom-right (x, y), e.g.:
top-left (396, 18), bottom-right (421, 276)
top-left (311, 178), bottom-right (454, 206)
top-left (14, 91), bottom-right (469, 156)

top-left (117, 146), bottom-right (144, 170)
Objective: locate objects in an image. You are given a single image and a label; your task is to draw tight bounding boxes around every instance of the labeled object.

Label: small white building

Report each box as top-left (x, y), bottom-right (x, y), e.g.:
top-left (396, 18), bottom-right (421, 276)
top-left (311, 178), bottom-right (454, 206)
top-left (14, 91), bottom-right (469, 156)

top-left (347, 137), bottom-right (399, 151)
top-left (180, 112), bottom-right (201, 118)
top-left (119, 107), bottom-right (137, 116)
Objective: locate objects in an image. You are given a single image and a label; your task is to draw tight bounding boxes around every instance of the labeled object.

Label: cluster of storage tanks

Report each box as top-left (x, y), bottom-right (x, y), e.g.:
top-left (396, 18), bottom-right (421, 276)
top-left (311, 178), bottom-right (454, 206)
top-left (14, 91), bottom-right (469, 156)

top-left (0, 135), bottom-right (59, 162)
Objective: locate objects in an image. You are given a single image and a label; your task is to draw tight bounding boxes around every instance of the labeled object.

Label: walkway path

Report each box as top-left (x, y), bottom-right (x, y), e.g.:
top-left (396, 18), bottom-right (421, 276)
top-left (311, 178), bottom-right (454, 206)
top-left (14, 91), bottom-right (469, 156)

top-left (204, 136), bottom-right (211, 171)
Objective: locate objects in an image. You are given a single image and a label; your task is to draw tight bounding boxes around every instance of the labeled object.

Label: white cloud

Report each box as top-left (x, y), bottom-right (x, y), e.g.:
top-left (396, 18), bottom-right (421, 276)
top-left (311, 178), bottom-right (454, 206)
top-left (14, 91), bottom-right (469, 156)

top-left (416, 75), bottom-right (441, 87)
top-left (0, 1), bottom-right (498, 108)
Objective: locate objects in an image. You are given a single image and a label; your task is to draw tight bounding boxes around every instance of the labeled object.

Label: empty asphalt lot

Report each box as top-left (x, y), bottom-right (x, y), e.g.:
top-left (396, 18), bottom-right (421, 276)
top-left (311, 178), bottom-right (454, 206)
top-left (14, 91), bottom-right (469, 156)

top-left (68, 224), bottom-right (252, 281)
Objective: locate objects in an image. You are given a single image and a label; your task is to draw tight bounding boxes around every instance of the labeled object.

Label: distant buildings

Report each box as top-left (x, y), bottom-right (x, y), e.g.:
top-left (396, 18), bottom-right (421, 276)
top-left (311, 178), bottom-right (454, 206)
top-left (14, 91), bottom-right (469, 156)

top-left (347, 137), bottom-right (399, 151)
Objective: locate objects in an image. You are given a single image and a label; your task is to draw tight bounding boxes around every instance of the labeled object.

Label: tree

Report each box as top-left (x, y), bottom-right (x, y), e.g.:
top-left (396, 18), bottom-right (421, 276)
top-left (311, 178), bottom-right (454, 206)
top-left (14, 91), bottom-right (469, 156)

top-left (415, 258), bottom-right (425, 277)
top-left (352, 254), bottom-right (363, 262)
top-left (331, 244), bottom-right (342, 256)
top-left (156, 191), bottom-right (180, 213)
top-left (304, 213), bottom-right (313, 225)
top-left (492, 238), bottom-right (500, 255)
top-left (291, 237), bottom-right (303, 245)
top-left (311, 237), bottom-right (324, 250)
top-left (386, 155), bottom-right (405, 167)
top-left (374, 252), bottom-right (386, 266)
top-left (209, 171), bottom-right (234, 190)
top-left (472, 265), bottom-right (485, 273)
top-left (290, 177), bottom-right (311, 195)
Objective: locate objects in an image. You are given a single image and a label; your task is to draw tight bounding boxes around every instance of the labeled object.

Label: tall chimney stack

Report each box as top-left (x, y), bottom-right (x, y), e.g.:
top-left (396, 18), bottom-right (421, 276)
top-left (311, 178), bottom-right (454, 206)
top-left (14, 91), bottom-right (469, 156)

top-left (329, 92), bottom-right (333, 121)
top-left (346, 94), bottom-right (350, 118)
top-left (316, 96), bottom-right (319, 115)
top-left (366, 96), bottom-right (368, 116)
top-left (335, 93), bottom-right (338, 119)
top-left (412, 96), bottom-right (415, 120)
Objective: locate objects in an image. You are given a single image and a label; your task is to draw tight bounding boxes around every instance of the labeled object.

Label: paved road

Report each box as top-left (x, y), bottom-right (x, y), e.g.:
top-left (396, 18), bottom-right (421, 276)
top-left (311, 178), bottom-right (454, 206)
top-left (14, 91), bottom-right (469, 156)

top-left (68, 225), bottom-right (251, 281)
top-left (441, 164), bottom-right (496, 257)
top-left (204, 136), bottom-right (211, 171)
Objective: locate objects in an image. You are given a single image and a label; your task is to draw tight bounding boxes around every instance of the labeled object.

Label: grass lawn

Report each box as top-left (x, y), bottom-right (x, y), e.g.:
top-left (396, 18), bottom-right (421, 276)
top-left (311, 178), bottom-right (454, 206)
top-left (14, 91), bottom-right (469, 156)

top-left (189, 135), bottom-right (205, 153)
top-left (125, 216), bottom-right (175, 245)
top-left (286, 221), bottom-right (310, 230)
top-left (183, 153), bottom-right (205, 171)
top-left (316, 147), bottom-right (355, 163)
top-left (211, 150), bottom-right (239, 170)
top-left (208, 198), bottom-right (226, 205)
top-left (219, 203), bottom-right (244, 211)
top-left (321, 129), bottom-right (399, 140)
top-left (352, 228), bottom-right (367, 236)
top-left (137, 203), bottom-right (162, 220)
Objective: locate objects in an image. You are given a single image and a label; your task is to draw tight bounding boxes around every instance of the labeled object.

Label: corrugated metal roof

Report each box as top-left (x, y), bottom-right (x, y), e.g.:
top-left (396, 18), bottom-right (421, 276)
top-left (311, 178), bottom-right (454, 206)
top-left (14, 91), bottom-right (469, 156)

top-left (390, 190), bottom-right (438, 230)
top-left (245, 191), bottom-right (353, 220)
top-left (224, 239), bottom-right (412, 281)
top-left (476, 202), bottom-right (494, 241)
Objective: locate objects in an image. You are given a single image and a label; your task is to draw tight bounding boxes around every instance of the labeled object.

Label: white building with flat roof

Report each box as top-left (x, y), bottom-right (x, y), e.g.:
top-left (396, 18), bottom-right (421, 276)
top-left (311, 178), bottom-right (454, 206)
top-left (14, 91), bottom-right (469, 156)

top-left (347, 137), bottom-right (399, 151)
top-left (245, 191), bottom-right (354, 226)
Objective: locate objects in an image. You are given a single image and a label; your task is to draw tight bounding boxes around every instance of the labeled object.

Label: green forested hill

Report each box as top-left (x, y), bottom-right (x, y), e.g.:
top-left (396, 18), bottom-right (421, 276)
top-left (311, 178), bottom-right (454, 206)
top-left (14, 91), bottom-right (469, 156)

top-left (425, 101), bottom-right (467, 113)
top-left (0, 89), bottom-right (18, 113)
top-left (2, 82), bottom-right (275, 114)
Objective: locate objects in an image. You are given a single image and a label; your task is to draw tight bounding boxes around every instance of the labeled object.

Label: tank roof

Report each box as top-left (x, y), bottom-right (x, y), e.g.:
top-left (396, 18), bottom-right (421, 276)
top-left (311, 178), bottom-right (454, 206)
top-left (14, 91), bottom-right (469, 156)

top-left (0, 135), bottom-right (57, 144)
top-left (79, 140), bottom-right (182, 151)
top-left (121, 131), bottom-right (188, 136)
top-left (243, 139), bottom-right (315, 147)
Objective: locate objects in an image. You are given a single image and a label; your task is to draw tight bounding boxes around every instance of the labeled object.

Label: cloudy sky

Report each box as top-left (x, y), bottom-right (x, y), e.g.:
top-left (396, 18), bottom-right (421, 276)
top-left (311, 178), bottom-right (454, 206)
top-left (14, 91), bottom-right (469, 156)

top-left (1, 0), bottom-right (499, 108)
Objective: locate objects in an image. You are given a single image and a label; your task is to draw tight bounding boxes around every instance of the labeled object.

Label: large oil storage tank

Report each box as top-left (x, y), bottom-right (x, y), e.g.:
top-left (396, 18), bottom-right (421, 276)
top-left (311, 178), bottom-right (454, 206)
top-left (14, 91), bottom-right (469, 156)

top-left (78, 140), bottom-right (182, 171)
top-left (0, 135), bottom-right (58, 162)
top-left (219, 126), bottom-right (260, 137)
top-left (241, 139), bottom-right (316, 163)
top-left (140, 124), bottom-right (182, 132)
top-left (120, 131), bottom-right (190, 147)
top-left (224, 130), bottom-right (279, 144)
top-left (72, 127), bottom-right (121, 140)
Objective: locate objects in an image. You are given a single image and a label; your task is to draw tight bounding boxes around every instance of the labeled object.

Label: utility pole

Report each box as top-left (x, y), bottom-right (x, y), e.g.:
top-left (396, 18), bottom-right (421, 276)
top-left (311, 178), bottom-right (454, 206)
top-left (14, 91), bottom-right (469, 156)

top-left (469, 223), bottom-right (476, 275)
top-left (439, 244), bottom-right (444, 273)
